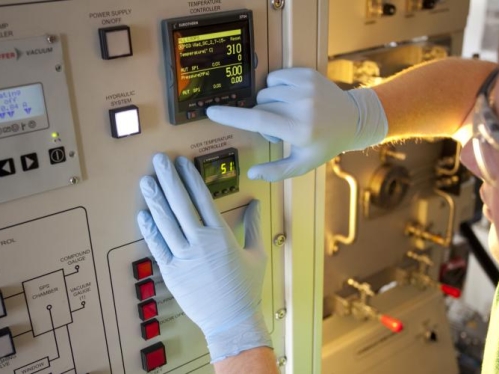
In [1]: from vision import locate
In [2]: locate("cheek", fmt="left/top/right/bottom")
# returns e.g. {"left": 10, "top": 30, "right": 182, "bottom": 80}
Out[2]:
{"left": 489, "top": 224, "right": 499, "bottom": 263}
{"left": 482, "top": 185, "right": 499, "bottom": 222}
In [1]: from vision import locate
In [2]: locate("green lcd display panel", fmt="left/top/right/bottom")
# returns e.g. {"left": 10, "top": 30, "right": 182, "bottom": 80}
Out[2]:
{"left": 162, "top": 10, "right": 256, "bottom": 124}
{"left": 194, "top": 148, "right": 239, "bottom": 199}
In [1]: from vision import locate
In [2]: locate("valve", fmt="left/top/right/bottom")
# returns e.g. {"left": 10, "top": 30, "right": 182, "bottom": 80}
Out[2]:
{"left": 379, "top": 314, "right": 404, "bottom": 333}
{"left": 367, "top": 0, "right": 397, "bottom": 18}
{"left": 422, "top": 0, "right": 437, "bottom": 9}
{"left": 345, "top": 278, "right": 404, "bottom": 333}
{"left": 440, "top": 284, "right": 461, "bottom": 298}
{"left": 406, "top": 251, "right": 461, "bottom": 298}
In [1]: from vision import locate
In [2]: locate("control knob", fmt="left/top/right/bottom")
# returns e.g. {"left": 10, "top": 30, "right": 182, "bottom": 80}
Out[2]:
{"left": 422, "top": 0, "right": 437, "bottom": 9}
{"left": 382, "top": 3, "right": 397, "bottom": 16}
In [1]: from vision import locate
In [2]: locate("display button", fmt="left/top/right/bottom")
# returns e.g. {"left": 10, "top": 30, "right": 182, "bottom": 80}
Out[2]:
{"left": 0, "top": 328, "right": 15, "bottom": 359}
{"left": 20, "top": 153, "right": 39, "bottom": 172}
{"left": 141, "top": 318, "right": 160, "bottom": 340}
{"left": 0, "top": 291, "right": 6, "bottom": 318}
{"left": 99, "top": 26, "right": 133, "bottom": 60}
{"left": 186, "top": 111, "right": 197, "bottom": 120}
{"left": 48, "top": 147, "right": 66, "bottom": 165}
{"left": 136, "top": 279, "right": 156, "bottom": 301}
{"left": 0, "top": 159, "right": 15, "bottom": 177}
{"left": 133, "top": 258, "right": 153, "bottom": 280}
{"left": 138, "top": 299, "right": 158, "bottom": 321}
{"left": 141, "top": 342, "right": 167, "bottom": 372}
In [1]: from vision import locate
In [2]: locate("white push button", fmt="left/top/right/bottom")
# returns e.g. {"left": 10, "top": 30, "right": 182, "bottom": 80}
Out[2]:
{"left": 99, "top": 26, "right": 133, "bottom": 60}
{"left": 0, "top": 328, "right": 15, "bottom": 359}
{"left": 109, "top": 105, "right": 141, "bottom": 138}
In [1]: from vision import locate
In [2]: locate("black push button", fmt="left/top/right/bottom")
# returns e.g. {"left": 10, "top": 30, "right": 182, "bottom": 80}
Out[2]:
{"left": 48, "top": 147, "right": 66, "bottom": 165}
{"left": 21, "top": 153, "right": 39, "bottom": 171}
{"left": 0, "top": 158, "right": 15, "bottom": 177}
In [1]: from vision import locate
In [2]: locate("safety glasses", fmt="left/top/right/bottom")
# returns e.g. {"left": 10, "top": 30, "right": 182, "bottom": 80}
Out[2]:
{"left": 472, "top": 68, "right": 499, "bottom": 187}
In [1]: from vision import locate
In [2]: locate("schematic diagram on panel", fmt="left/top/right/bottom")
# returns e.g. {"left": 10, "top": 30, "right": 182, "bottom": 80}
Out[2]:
{"left": 0, "top": 208, "right": 111, "bottom": 373}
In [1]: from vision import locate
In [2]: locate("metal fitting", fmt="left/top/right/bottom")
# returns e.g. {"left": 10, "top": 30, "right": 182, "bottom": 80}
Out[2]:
{"left": 271, "top": 0, "right": 285, "bottom": 10}
{"left": 275, "top": 308, "right": 287, "bottom": 320}
{"left": 47, "top": 35, "right": 57, "bottom": 44}
{"left": 69, "top": 177, "right": 80, "bottom": 185}
{"left": 277, "top": 356, "right": 287, "bottom": 367}
{"left": 274, "top": 234, "right": 286, "bottom": 247}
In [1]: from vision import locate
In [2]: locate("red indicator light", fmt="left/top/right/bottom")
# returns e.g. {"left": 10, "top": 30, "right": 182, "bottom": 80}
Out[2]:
{"left": 138, "top": 299, "right": 158, "bottom": 321}
{"left": 141, "top": 342, "right": 167, "bottom": 372}
{"left": 135, "top": 279, "right": 156, "bottom": 301}
{"left": 132, "top": 258, "right": 153, "bottom": 280}
{"left": 141, "top": 319, "right": 161, "bottom": 340}
{"left": 379, "top": 314, "right": 404, "bottom": 333}
{"left": 440, "top": 284, "right": 461, "bottom": 298}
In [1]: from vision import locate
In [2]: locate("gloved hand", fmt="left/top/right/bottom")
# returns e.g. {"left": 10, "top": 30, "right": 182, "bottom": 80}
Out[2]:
{"left": 137, "top": 153, "right": 272, "bottom": 362}
{"left": 207, "top": 67, "right": 388, "bottom": 182}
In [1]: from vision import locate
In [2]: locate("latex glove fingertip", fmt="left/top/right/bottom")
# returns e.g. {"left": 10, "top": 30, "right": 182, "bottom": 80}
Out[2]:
{"left": 139, "top": 176, "right": 157, "bottom": 195}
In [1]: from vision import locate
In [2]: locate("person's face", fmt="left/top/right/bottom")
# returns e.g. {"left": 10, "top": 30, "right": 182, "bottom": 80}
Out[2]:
{"left": 460, "top": 83, "right": 499, "bottom": 261}
{"left": 461, "top": 140, "right": 499, "bottom": 261}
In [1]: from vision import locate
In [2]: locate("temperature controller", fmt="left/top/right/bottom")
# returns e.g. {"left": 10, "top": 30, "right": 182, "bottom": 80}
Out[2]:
{"left": 194, "top": 148, "right": 239, "bottom": 198}
{"left": 162, "top": 9, "right": 256, "bottom": 124}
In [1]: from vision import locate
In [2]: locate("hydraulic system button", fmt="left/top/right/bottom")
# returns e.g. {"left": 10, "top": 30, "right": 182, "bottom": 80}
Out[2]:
{"left": 138, "top": 299, "right": 158, "bottom": 321}
{"left": 0, "top": 291, "right": 5, "bottom": 318}
{"left": 0, "top": 328, "right": 15, "bottom": 359}
{"left": 99, "top": 25, "right": 133, "bottom": 60}
{"left": 132, "top": 258, "right": 153, "bottom": 280}
{"left": 141, "top": 318, "right": 160, "bottom": 340}
{"left": 141, "top": 342, "right": 167, "bottom": 372}
{"left": 109, "top": 105, "right": 141, "bottom": 139}
{"left": 135, "top": 279, "right": 156, "bottom": 301}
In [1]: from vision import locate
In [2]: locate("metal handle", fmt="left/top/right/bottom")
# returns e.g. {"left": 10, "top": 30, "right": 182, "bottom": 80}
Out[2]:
{"left": 436, "top": 142, "right": 462, "bottom": 176}
{"left": 327, "top": 157, "right": 358, "bottom": 255}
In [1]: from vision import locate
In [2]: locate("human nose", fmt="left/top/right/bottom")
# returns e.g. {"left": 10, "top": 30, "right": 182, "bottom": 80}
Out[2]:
{"left": 460, "top": 139, "right": 483, "bottom": 179}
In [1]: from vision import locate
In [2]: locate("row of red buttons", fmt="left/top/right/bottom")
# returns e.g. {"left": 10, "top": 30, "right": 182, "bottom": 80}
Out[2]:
{"left": 133, "top": 258, "right": 167, "bottom": 372}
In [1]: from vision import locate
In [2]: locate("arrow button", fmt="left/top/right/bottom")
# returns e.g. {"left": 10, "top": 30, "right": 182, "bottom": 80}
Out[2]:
{"left": 20, "top": 153, "right": 39, "bottom": 172}
{"left": 0, "top": 159, "right": 15, "bottom": 177}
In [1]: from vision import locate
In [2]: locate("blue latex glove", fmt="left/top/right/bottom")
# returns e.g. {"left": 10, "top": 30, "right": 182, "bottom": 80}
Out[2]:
{"left": 137, "top": 154, "right": 272, "bottom": 362}
{"left": 207, "top": 67, "right": 388, "bottom": 182}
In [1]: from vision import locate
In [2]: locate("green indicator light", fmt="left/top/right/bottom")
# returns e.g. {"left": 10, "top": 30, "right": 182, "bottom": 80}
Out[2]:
{"left": 51, "top": 132, "right": 60, "bottom": 139}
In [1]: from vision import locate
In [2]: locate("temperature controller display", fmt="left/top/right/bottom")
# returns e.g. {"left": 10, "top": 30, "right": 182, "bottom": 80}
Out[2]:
{"left": 162, "top": 10, "right": 256, "bottom": 124}
{"left": 194, "top": 148, "right": 239, "bottom": 198}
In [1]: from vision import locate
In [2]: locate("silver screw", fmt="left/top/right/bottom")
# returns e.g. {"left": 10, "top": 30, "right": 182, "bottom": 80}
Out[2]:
{"left": 271, "top": 0, "right": 285, "bottom": 10}
{"left": 274, "top": 234, "right": 286, "bottom": 247}
{"left": 69, "top": 177, "right": 80, "bottom": 185}
{"left": 47, "top": 35, "right": 57, "bottom": 44}
{"left": 55, "top": 64, "right": 62, "bottom": 72}
{"left": 277, "top": 356, "right": 287, "bottom": 367}
{"left": 69, "top": 151, "right": 75, "bottom": 158}
{"left": 275, "top": 308, "right": 287, "bottom": 320}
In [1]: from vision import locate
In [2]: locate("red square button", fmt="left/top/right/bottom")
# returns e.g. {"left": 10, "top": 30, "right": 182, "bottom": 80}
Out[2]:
{"left": 132, "top": 258, "right": 153, "bottom": 280}
{"left": 138, "top": 299, "right": 158, "bottom": 321}
{"left": 141, "top": 318, "right": 160, "bottom": 340}
{"left": 135, "top": 279, "right": 156, "bottom": 301}
{"left": 141, "top": 342, "right": 167, "bottom": 372}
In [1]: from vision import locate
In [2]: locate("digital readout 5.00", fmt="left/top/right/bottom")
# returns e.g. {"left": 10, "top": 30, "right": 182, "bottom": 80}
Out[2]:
{"left": 174, "top": 26, "right": 250, "bottom": 102}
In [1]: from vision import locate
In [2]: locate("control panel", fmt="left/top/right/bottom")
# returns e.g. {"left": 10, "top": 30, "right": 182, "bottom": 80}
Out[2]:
{"left": 0, "top": 1, "right": 285, "bottom": 373}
